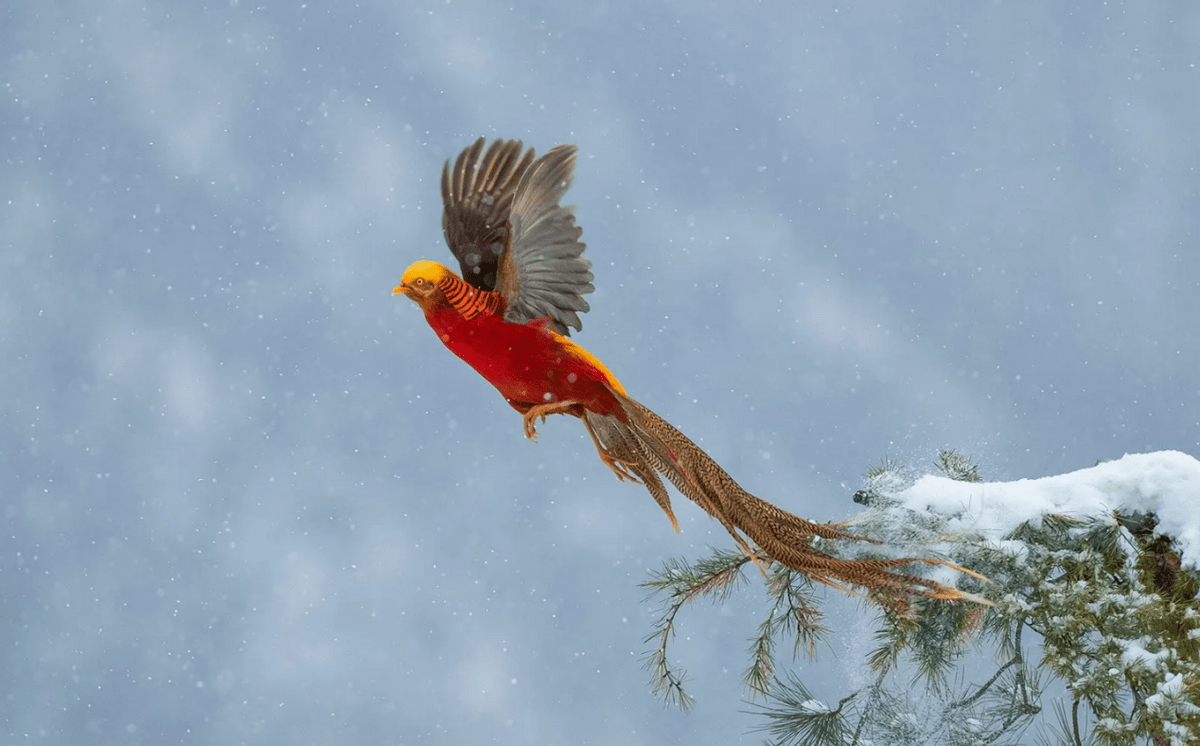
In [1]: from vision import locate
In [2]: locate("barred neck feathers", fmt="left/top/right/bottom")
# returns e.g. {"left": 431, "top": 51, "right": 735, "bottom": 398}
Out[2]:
{"left": 436, "top": 270, "right": 503, "bottom": 321}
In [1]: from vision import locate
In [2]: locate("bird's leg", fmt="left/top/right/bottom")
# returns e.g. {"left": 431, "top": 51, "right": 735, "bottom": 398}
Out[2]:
{"left": 521, "top": 400, "right": 584, "bottom": 441}
{"left": 580, "top": 415, "right": 644, "bottom": 484}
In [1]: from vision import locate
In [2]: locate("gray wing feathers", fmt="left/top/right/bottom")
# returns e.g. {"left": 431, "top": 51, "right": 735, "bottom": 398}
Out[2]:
{"left": 501, "top": 144, "right": 594, "bottom": 334}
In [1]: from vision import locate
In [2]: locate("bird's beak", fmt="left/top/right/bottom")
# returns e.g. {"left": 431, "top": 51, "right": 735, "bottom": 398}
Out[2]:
{"left": 392, "top": 283, "right": 409, "bottom": 296}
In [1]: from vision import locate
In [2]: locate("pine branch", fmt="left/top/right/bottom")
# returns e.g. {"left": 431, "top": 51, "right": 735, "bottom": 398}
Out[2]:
{"left": 949, "top": 653, "right": 1021, "bottom": 711}
{"left": 935, "top": 449, "right": 982, "bottom": 483}
{"left": 638, "top": 451, "right": 1200, "bottom": 746}
{"left": 641, "top": 548, "right": 752, "bottom": 709}
{"left": 847, "top": 675, "right": 890, "bottom": 746}
{"left": 744, "top": 564, "right": 826, "bottom": 699}
{"left": 750, "top": 674, "right": 854, "bottom": 746}
{"left": 1036, "top": 699, "right": 1096, "bottom": 746}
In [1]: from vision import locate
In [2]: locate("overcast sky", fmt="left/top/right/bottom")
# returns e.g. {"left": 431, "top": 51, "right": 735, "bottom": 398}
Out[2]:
{"left": 4, "top": 1, "right": 1198, "bottom": 743}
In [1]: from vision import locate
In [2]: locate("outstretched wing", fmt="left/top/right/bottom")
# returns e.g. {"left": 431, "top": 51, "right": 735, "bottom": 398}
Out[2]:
{"left": 496, "top": 144, "right": 594, "bottom": 335}
{"left": 441, "top": 137, "right": 534, "bottom": 291}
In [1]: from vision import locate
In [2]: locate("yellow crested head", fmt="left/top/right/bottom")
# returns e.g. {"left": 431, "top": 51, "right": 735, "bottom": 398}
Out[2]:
{"left": 394, "top": 260, "right": 454, "bottom": 295}
{"left": 394, "top": 260, "right": 470, "bottom": 314}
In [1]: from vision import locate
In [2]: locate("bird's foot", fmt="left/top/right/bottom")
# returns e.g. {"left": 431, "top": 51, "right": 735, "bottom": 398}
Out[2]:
{"left": 598, "top": 450, "right": 643, "bottom": 484}
{"left": 521, "top": 400, "right": 582, "bottom": 442}
{"left": 578, "top": 415, "right": 646, "bottom": 484}
{"left": 523, "top": 413, "right": 546, "bottom": 442}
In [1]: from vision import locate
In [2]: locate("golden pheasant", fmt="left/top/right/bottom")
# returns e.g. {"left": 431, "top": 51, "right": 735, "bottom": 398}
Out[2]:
{"left": 395, "top": 137, "right": 987, "bottom": 604}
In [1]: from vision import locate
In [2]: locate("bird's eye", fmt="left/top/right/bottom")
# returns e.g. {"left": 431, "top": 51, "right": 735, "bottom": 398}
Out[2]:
{"left": 414, "top": 278, "right": 425, "bottom": 287}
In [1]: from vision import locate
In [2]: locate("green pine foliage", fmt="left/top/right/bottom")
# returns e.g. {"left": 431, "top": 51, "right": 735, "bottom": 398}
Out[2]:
{"left": 995, "top": 507, "right": 1200, "bottom": 746}
{"left": 934, "top": 449, "right": 982, "bottom": 483}
{"left": 642, "top": 451, "right": 1200, "bottom": 746}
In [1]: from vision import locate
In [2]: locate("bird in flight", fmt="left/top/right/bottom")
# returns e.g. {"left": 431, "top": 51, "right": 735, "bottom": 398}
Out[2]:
{"left": 394, "top": 138, "right": 987, "bottom": 605}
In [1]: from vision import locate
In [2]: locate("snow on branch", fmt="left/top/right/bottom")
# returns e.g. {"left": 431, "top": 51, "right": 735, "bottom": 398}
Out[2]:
{"left": 889, "top": 451, "right": 1200, "bottom": 570}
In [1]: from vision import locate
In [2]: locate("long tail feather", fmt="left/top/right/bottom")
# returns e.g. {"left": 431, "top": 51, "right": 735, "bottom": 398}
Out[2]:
{"left": 583, "top": 391, "right": 990, "bottom": 606}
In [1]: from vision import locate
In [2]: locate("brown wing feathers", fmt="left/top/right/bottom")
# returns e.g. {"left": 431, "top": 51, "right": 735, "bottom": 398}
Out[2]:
{"left": 440, "top": 138, "right": 593, "bottom": 335}
{"left": 441, "top": 138, "right": 534, "bottom": 291}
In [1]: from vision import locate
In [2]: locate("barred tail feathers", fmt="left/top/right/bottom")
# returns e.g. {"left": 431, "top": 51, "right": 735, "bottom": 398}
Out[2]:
{"left": 579, "top": 408, "right": 680, "bottom": 532}
{"left": 583, "top": 390, "right": 989, "bottom": 605}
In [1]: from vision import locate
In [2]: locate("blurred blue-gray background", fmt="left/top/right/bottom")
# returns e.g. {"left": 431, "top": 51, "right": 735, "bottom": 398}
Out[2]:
{"left": 4, "top": 2, "right": 1197, "bottom": 743}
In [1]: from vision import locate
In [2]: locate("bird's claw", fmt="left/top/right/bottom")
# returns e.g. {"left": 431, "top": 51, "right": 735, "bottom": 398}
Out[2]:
{"left": 599, "top": 452, "right": 642, "bottom": 484}
{"left": 523, "top": 413, "right": 546, "bottom": 442}
{"left": 521, "top": 400, "right": 581, "bottom": 443}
